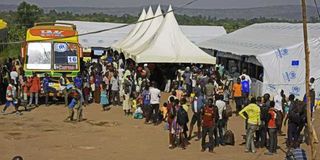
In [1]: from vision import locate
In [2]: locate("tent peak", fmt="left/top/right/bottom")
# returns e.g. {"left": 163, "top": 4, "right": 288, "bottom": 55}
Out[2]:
{"left": 147, "top": 6, "right": 153, "bottom": 13}
{"left": 155, "top": 4, "right": 162, "bottom": 15}
{"left": 167, "top": 4, "right": 173, "bottom": 12}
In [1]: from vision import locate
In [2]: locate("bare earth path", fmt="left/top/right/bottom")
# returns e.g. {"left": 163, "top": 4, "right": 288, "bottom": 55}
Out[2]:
{"left": 0, "top": 96, "right": 319, "bottom": 160}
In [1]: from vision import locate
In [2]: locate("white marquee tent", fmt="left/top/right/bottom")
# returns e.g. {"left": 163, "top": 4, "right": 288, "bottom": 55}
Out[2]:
{"left": 200, "top": 23, "right": 320, "bottom": 99}
{"left": 133, "top": 5, "right": 216, "bottom": 64}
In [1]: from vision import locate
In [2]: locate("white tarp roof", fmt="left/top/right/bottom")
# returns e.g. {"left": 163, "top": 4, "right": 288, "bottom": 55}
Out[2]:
{"left": 57, "top": 20, "right": 226, "bottom": 48}
{"left": 199, "top": 22, "right": 320, "bottom": 99}
{"left": 57, "top": 20, "right": 131, "bottom": 48}
{"left": 134, "top": 5, "right": 216, "bottom": 64}
{"left": 200, "top": 23, "right": 320, "bottom": 56}
{"left": 181, "top": 25, "right": 226, "bottom": 44}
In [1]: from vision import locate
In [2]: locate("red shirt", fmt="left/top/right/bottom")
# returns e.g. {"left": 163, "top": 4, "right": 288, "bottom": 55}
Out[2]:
{"left": 202, "top": 106, "right": 216, "bottom": 127}
{"left": 268, "top": 108, "right": 277, "bottom": 128}
{"left": 30, "top": 76, "right": 40, "bottom": 93}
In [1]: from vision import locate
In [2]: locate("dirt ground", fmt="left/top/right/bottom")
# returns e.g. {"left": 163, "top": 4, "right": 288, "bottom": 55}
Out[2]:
{"left": 0, "top": 94, "right": 319, "bottom": 160}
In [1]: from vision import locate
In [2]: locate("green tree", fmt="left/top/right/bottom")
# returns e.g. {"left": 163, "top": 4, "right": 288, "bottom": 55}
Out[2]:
{"left": 16, "top": 1, "right": 43, "bottom": 28}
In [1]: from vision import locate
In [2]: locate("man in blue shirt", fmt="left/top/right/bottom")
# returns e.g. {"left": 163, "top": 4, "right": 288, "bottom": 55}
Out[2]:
{"left": 74, "top": 73, "right": 83, "bottom": 89}
{"left": 142, "top": 85, "right": 151, "bottom": 124}
{"left": 241, "top": 76, "right": 250, "bottom": 106}
{"left": 43, "top": 73, "right": 58, "bottom": 106}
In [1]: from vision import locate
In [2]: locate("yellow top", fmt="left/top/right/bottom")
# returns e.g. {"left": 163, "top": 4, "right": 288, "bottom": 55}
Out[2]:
{"left": 182, "top": 104, "right": 189, "bottom": 112}
{"left": 239, "top": 103, "right": 261, "bottom": 125}
{"left": 132, "top": 100, "right": 137, "bottom": 109}
{"left": 0, "top": 19, "right": 7, "bottom": 30}
{"left": 26, "top": 25, "right": 78, "bottom": 43}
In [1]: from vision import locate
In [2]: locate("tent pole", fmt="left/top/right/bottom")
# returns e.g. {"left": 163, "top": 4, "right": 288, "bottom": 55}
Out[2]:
{"left": 301, "top": 0, "right": 316, "bottom": 159}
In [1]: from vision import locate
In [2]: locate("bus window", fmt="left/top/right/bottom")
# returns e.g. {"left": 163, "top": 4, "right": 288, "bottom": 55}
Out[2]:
{"left": 26, "top": 42, "right": 51, "bottom": 70}
{"left": 53, "top": 42, "right": 78, "bottom": 70}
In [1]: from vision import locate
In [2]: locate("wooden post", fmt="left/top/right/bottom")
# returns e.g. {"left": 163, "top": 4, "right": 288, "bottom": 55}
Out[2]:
{"left": 301, "top": 0, "right": 316, "bottom": 159}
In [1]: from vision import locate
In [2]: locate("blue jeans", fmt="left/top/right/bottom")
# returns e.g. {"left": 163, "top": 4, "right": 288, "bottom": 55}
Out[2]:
{"left": 2, "top": 101, "right": 18, "bottom": 112}
{"left": 268, "top": 128, "right": 277, "bottom": 153}
{"left": 246, "top": 123, "right": 258, "bottom": 152}
{"left": 217, "top": 119, "right": 225, "bottom": 144}
{"left": 288, "top": 122, "right": 300, "bottom": 146}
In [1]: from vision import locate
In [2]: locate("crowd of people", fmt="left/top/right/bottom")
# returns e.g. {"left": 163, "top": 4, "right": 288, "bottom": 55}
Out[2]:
{"left": 0, "top": 50, "right": 318, "bottom": 159}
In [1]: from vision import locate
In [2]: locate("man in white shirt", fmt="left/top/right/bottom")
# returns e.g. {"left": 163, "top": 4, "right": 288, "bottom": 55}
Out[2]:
{"left": 274, "top": 89, "right": 283, "bottom": 112}
{"left": 110, "top": 73, "right": 120, "bottom": 106}
{"left": 215, "top": 95, "right": 226, "bottom": 145}
{"left": 10, "top": 68, "right": 18, "bottom": 85}
{"left": 149, "top": 82, "right": 161, "bottom": 125}
{"left": 274, "top": 89, "right": 284, "bottom": 135}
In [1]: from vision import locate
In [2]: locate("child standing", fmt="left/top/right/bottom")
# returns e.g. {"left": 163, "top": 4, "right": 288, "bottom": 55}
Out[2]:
{"left": 20, "top": 76, "right": 29, "bottom": 111}
{"left": 177, "top": 98, "right": 189, "bottom": 149}
{"left": 123, "top": 75, "right": 132, "bottom": 116}
{"left": 160, "top": 102, "right": 168, "bottom": 122}
{"left": 100, "top": 83, "right": 110, "bottom": 111}
{"left": 2, "top": 80, "right": 21, "bottom": 115}
{"left": 167, "top": 97, "right": 176, "bottom": 149}
{"left": 131, "top": 93, "right": 138, "bottom": 113}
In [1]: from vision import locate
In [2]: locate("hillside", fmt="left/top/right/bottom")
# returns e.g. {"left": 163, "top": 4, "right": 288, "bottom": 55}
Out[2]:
{"left": 0, "top": 4, "right": 317, "bottom": 20}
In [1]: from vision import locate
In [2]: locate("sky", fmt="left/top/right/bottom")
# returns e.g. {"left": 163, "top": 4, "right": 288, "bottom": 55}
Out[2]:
{"left": 0, "top": 0, "right": 316, "bottom": 9}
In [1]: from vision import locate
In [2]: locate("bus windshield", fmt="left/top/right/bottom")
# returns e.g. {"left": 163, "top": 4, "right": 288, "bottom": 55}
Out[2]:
{"left": 26, "top": 42, "right": 52, "bottom": 70}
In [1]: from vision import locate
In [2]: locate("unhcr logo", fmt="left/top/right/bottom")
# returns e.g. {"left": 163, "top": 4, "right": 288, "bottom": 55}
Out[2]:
{"left": 275, "top": 48, "right": 289, "bottom": 58}
{"left": 282, "top": 71, "right": 297, "bottom": 82}
{"left": 290, "top": 86, "right": 301, "bottom": 96}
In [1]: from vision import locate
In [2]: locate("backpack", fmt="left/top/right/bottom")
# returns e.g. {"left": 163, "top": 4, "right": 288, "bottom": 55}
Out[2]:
{"left": 177, "top": 108, "right": 189, "bottom": 126}
{"left": 224, "top": 130, "right": 235, "bottom": 145}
